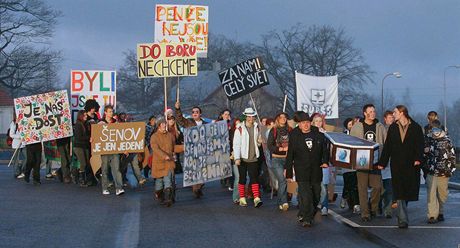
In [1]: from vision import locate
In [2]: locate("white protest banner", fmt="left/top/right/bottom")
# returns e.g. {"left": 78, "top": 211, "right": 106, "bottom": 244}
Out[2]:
{"left": 155, "top": 4, "right": 209, "bottom": 58}
{"left": 183, "top": 121, "right": 232, "bottom": 187}
{"left": 70, "top": 70, "right": 116, "bottom": 122}
{"left": 296, "top": 72, "right": 339, "bottom": 119}
{"left": 91, "top": 122, "right": 145, "bottom": 155}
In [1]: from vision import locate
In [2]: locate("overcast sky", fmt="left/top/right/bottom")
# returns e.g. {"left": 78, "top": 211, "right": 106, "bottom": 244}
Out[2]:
{"left": 46, "top": 0, "right": 460, "bottom": 115}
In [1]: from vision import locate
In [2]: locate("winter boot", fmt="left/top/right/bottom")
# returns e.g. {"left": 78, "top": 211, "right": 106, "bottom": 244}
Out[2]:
{"left": 155, "top": 190, "right": 164, "bottom": 204}
{"left": 79, "top": 172, "right": 88, "bottom": 187}
{"left": 164, "top": 188, "right": 173, "bottom": 207}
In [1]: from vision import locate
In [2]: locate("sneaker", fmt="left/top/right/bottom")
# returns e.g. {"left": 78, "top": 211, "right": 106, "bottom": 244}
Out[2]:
{"left": 45, "top": 174, "right": 53, "bottom": 180}
{"left": 102, "top": 190, "right": 110, "bottom": 195}
{"left": 438, "top": 214, "right": 445, "bottom": 222}
{"left": 279, "top": 203, "right": 289, "bottom": 211}
{"left": 16, "top": 173, "right": 25, "bottom": 179}
{"left": 340, "top": 198, "right": 347, "bottom": 209}
{"left": 233, "top": 199, "right": 239, "bottom": 205}
{"left": 239, "top": 197, "right": 247, "bottom": 207}
{"left": 116, "top": 189, "right": 125, "bottom": 196}
{"left": 301, "top": 220, "right": 312, "bottom": 227}
{"left": 228, "top": 187, "right": 233, "bottom": 192}
{"left": 353, "top": 205, "right": 361, "bottom": 214}
{"left": 254, "top": 197, "right": 263, "bottom": 208}
{"left": 138, "top": 178, "right": 147, "bottom": 186}
{"left": 321, "top": 207, "right": 328, "bottom": 216}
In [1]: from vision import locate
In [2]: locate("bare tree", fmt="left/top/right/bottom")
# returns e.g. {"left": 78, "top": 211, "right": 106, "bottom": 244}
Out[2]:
{"left": 199, "top": 34, "right": 259, "bottom": 71}
{"left": 259, "top": 24, "right": 373, "bottom": 115}
{"left": 117, "top": 50, "right": 164, "bottom": 116}
{"left": 0, "top": 0, "right": 61, "bottom": 96}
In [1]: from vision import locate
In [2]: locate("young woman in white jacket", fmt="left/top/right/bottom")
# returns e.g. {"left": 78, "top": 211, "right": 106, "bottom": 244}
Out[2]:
{"left": 9, "top": 114, "right": 27, "bottom": 179}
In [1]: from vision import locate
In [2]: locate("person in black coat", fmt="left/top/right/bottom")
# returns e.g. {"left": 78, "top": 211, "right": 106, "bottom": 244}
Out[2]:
{"left": 285, "top": 112, "right": 329, "bottom": 227}
{"left": 378, "top": 105, "right": 424, "bottom": 229}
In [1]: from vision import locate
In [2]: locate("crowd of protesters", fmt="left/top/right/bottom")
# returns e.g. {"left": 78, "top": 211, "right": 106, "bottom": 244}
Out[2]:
{"left": 8, "top": 99, "right": 456, "bottom": 228}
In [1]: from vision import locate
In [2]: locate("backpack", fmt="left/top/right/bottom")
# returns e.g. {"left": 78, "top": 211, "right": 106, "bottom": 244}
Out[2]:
{"left": 6, "top": 128, "right": 13, "bottom": 147}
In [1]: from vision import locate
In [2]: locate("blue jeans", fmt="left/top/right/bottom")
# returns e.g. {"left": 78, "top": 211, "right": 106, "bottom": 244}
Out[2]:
{"left": 232, "top": 163, "right": 240, "bottom": 202}
{"left": 155, "top": 170, "right": 173, "bottom": 191}
{"left": 397, "top": 200, "right": 408, "bottom": 224}
{"left": 12, "top": 147, "right": 27, "bottom": 176}
{"left": 270, "top": 157, "right": 287, "bottom": 205}
{"left": 321, "top": 184, "right": 329, "bottom": 209}
{"left": 101, "top": 154, "right": 123, "bottom": 191}
{"left": 382, "top": 179, "right": 393, "bottom": 215}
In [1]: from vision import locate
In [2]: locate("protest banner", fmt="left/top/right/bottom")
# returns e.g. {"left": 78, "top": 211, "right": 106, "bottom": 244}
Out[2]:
{"left": 296, "top": 72, "right": 339, "bottom": 119}
{"left": 70, "top": 70, "right": 116, "bottom": 122}
{"left": 183, "top": 121, "right": 232, "bottom": 187}
{"left": 155, "top": 4, "right": 208, "bottom": 58}
{"left": 218, "top": 57, "right": 270, "bottom": 100}
{"left": 14, "top": 90, "right": 73, "bottom": 145}
{"left": 91, "top": 122, "right": 145, "bottom": 155}
{"left": 137, "top": 42, "right": 198, "bottom": 78}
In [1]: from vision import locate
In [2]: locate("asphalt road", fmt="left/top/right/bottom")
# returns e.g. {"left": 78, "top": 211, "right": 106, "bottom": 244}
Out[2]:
{"left": 1, "top": 164, "right": 459, "bottom": 248}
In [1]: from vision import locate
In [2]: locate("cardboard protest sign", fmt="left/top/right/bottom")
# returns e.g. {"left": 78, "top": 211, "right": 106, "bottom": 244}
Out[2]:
{"left": 219, "top": 57, "right": 270, "bottom": 100}
{"left": 183, "top": 121, "right": 232, "bottom": 187}
{"left": 70, "top": 70, "right": 116, "bottom": 122}
{"left": 14, "top": 90, "right": 73, "bottom": 145}
{"left": 91, "top": 122, "right": 145, "bottom": 155}
{"left": 296, "top": 72, "right": 339, "bottom": 119}
{"left": 137, "top": 42, "right": 198, "bottom": 78}
{"left": 155, "top": 4, "right": 208, "bottom": 58}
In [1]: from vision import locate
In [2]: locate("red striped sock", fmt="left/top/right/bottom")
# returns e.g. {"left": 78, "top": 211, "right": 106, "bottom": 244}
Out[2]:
{"left": 251, "top": 184, "right": 260, "bottom": 198}
{"left": 238, "top": 184, "right": 245, "bottom": 198}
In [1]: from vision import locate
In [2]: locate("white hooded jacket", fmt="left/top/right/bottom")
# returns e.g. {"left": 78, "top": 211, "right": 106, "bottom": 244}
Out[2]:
{"left": 233, "top": 121, "right": 260, "bottom": 161}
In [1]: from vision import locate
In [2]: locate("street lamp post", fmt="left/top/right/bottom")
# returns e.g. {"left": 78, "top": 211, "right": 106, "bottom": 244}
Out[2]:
{"left": 443, "top": 65, "right": 460, "bottom": 130}
{"left": 381, "top": 72, "right": 402, "bottom": 116}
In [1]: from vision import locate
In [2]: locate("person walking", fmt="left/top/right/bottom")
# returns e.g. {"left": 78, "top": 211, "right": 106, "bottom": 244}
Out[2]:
{"left": 99, "top": 105, "right": 124, "bottom": 196}
{"left": 233, "top": 107, "right": 263, "bottom": 208}
{"left": 350, "top": 104, "right": 385, "bottom": 222}
{"left": 424, "top": 120, "right": 456, "bottom": 224}
{"left": 9, "top": 113, "right": 27, "bottom": 179}
{"left": 267, "top": 112, "right": 291, "bottom": 211}
{"left": 151, "top": 118, "right": 176, "bottom": 207}
{"left": 285, "top": 112, "right": 329, "bottom": 227}
{"left": 175, "top": 101, "right": 208, "bottom": 198}
{"left": 378, "top": 105, "right": 424, "bottom": 228}
{"left": 380, "top": 110, "right": 395, "bottom": 218}
{"left": 340, "top": 118, "right": 360, "bottom": 213}
{"left": 73, "top": 110, "right": 91, "bottom": 187}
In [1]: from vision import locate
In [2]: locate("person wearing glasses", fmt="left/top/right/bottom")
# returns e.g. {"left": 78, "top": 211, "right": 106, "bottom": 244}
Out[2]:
{"left": 174, "top": 101, "right": 209, "bottom": 198}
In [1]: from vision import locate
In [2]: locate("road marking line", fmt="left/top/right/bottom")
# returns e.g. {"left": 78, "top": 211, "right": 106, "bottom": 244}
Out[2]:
{"left": 329, "top": 209, "right": 460, "bottom": 229}
{"left": 116, "top": 197, "right": 140, "bottom": 248}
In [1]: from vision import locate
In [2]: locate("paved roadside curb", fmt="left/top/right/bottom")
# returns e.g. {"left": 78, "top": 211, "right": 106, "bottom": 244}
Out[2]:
{"left": 448, "top": 182, "right": 460, "bottom": 190}
{"left": 328, "top": 210, "right": 398, "bottom": 248}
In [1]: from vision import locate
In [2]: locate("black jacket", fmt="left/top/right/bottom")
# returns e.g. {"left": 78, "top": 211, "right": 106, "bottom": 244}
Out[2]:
{"left": 285, "top": 127, "right": 329, "bottom": 183}
{"left": 379, "top": 119, "right": 424, "bottom": 201}
{"left": 73, "top": 121, "right": 90, "bottom": 148}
